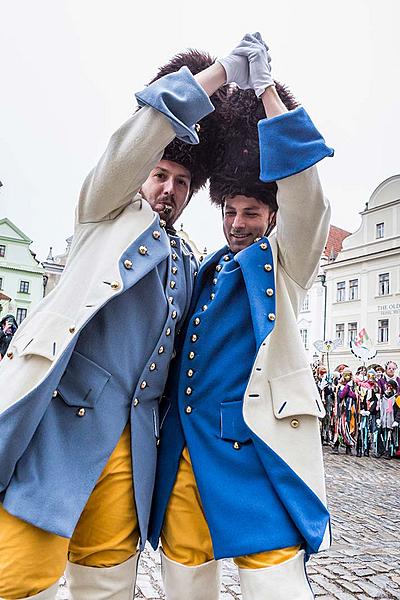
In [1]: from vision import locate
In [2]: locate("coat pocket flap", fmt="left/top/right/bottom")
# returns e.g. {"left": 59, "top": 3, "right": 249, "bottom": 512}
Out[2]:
{"left": 220, "top": 400, "right": 251, "bottom": 443}
{"left": 57, "top": 351, "right": 111, "bottom": 408}
{"left": 269, "top": 367, "right": 325, "bottom": 419}
{"left": 13, "top": 311, "right": 75, "bottom": 362}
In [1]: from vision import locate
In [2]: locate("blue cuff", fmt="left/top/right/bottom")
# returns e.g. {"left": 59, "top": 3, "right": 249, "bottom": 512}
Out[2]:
{"left": 135, "top": 66, "right": 214, "bottom": 145}
{"left": 258, "top": 107, "right": 334, "bottom": 182}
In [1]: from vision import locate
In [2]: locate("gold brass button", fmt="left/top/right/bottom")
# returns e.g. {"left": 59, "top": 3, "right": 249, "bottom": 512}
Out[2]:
{"left": 52, "top": 390, "right": 58, "bottom": 398}
{"left": 291, "top": 418, "right": 300, "bottom": 429}
{"left": 223, "top": 255, "right": 231, "bottom": 262}
{"left": 172, "top": 310, "right": 177, "bottom": 319}
{"left": 193, "top": 271, "right": 198, "bottom": 277}
{"left": 202, "top": 305, "right": 208, "bottom": 312}
{"left": 156, "top": 438, "right": 161, "bottom": 446}
{"left": 138, "top": 246, "right": 148, "bottom": 255}
{"left": 170, "top": 281, "right": 176, "bottom": 289}
{"left": 233, "top": 441, "right": 241, "bottom": 450}
{"left": 264, "top": 264, "right": 272, "bottom": 272}
{"left": 171, "top": 266, "right": 178, "bottom": 275}
{"left": 191, "top": 334, "right": 198, "bottom": 342}
{"left": 188, "top": 351, "right": 195, "bottom": 360}
{"left": 210, "top": 293, "right": 215, "bottom": 300}
{"left": 254, "top": 237, "right": 262, "bottom": 242}
{"left": 160, "top": 219, "right": 167, "bottom": 228}
{"left": 195, "top": 123, "right": 201, "bottom": 133}
{"left": 194, "top": 317, "right": 200, "bottom": 326}
{"left": 69, "top": 326, "right": 76, "bottom": 334}
{"left": 187, "top": 369, "right": 194, "bottom": 377}
{"left": 185, "top": 405, "right": 192, "bottom": 414}
{"left": 77, "top": 408, "right": 86, "bottom": 417}
{"left": 260, "top": 242, "right": 268, "bottom": 250}
{"left": 199, "top": 255, "right": 204, "bottom": 262}
{"left": 216, "top": 265, "right": 222, "bottom": 272}
{"left": 170, "top": 240, "right": 177, "bottom": 247}
{"left": 133, "top": 398, "right": 139, "bottom": 406}
{"left": 153, "top": 231, "right": 161, "bottom": 240}
{"left": 140, "top": 381, "right": 147, "bottom": 389}
{"left": 110, "top": 281, "right": 120, "bottom": 290}
{"left": 124, "top": 259, "right": 133, "bottom": 270}
{"left": 166, "top": 328, "right": 171, "bottom": 336}
{"left": 149, "top": 363, "right": 156, "bottom": 371}
{"left": 268, "top": 313, "right": 276, "bottom": 321}
{"left": 213, "top": 278, "right": 218, "bottom": 285}
{"left": 266, "top": 288, "right": 274, "bottom": 297}
{"left": 172, "top": 253, "right": 178, "bottom": 260}
{"left": 158, "top": 346, "right": 165, "bottom": 354}
{"left": 6, "top": 351, "right": 14, "bottom": 359}
{"left": 185, "top": 387, "right": 192, "bottom": 395}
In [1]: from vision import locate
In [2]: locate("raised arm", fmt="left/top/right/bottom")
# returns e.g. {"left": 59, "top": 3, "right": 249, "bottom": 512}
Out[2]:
{"left": 77, "top": 66, "right": 222, "bottom": 224}
{"left": 241, "top": 33, "right": 333, "bottom": 289}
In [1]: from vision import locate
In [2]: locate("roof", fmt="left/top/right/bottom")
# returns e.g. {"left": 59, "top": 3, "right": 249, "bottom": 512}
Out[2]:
{"left": 324, "top": 225, "right": 351, "bottom": 260}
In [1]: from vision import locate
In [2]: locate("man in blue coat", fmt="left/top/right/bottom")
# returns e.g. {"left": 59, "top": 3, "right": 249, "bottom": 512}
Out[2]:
{"left": 0, "top": 49, "right": 250, "bottom": 599}
{"left": 149, "top": 34, "right": 333, "bottom": 599}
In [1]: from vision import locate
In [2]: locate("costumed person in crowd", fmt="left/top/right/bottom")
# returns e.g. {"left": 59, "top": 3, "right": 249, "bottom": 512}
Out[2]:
{"left": 0, "top": 314, "right": 18, "bottom": 360}
{"left": 378, "top": 379, "right": 398, "bottom": 459}
{"left": 332, "top": 368, "right": 358, "bottom": 455}
{"left": 378, "top": 361, "right": 400, "bottom": 395}
{"left": 354, "top": 365, "right": 367, "bottom": 385}
{"left": 0, "top": 46, "right": 242, "bottom": 600}
{"left": 149, "top": 33, "right": 333, "bottom": 600}
{"left": 355, "top": 368, "right": 376, "bottom": 457}
{"left": 394, "top": 390, "right": 400, "bottom": 457}
{"left": 317, "top": 366, "right": 335, "bottom": 446}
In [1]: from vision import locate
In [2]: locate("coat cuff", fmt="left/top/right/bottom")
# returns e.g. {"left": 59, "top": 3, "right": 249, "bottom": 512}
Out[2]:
{"left": 258, "top": 107, "right": 334, "bottom": 182}
{"left": 135, "top": 67, "right": 214, "bottom": 145}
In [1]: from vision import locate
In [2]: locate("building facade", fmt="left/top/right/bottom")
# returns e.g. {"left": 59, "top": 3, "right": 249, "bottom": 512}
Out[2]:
{"left": 324, "top": 175, "right": 400, "bottom": 369}
{"left": 297, "top": 226, "right": 351, "bottom": 364}
{"left": 0, "top": 218, "right": 45, "bottom": 323}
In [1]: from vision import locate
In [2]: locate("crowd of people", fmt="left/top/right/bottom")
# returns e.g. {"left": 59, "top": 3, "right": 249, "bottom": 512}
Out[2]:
{"left": 314, "top": 360, "right": 400, "bottom": 459}
{"left": 0, "top": 314, "right": 18, "bottom": 360}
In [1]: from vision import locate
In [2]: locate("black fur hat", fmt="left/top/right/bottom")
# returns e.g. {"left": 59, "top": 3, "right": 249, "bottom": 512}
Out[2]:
{"left": 148, "top": 50, "right": 228, "bottom": 195}
{"left": 209, "top": 82, "right": 298, "bottom": 208}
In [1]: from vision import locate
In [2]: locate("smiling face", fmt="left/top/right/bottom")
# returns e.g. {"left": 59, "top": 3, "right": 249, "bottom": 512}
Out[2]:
{"left": 385, "top": 362, "right": 397, "bottom": 378}
{"left": 140, "top": 160, "right": 191, "bottom": 226}
{"left": 222, "top": 195, "right": 275, "bottom": 254}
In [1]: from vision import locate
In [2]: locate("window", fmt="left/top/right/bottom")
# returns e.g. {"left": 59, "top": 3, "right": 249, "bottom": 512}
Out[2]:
{"left": 302, "top": 294, "right": 310, "bottom": 311}
{"left": 349, "top": 279, "right": 359, "bottom": 301}
{"left": 378, "top": 273, "right": 390, "bottom": 296}
{"left": 378, "top": 319, "right": 389, "bottom": 343}
{"left": 19, "top": 280, "right": 30, "bottom": 294}
{"left": 376, "top": 223, "right": 384, "bottom": 239}
{"left": 0, "top": 245, "right": 5, "bottom": 257}
{"left": 16, "top": 308, "right": 27, "bottom": 324}
{"left": 348, "top": 322, "right": 358, "bottom": 343}
{"left": 300, "top": 328, "right": 309, "bottom": 349}
{"left": 336, "top": 281, "right": 346, "bottom": 302}
{"left": 336, "top": 323, "right": 345, "bottom": 345}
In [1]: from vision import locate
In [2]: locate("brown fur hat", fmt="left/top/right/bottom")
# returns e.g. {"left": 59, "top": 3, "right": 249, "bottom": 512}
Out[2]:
{"left": 148, "top": 50, "right": 228, "bottom": 195}
{"left": 209, "top": 82, "right": 298, "bottom": 209}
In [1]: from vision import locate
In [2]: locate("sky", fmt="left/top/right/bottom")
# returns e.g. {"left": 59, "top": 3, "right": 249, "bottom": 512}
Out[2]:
{"left": 1, "top": 0, "right": 399, "bottom": 260}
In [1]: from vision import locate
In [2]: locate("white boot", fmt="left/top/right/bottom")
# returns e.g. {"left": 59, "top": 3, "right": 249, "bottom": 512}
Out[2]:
{"left": 65, "top": 553, "right": 139, "bottom": 599}
{"left": 0, "top": 581, "right": 59, "bottom": 600}
{"left": 161, "top": 548, "right": 221, "bottom": 600}
{"left": 238, "top": 550, "right": 314, "bottom": 600}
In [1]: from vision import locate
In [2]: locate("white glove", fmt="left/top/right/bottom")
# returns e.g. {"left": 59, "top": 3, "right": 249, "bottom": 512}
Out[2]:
{"left": 376, "top": 419, "right": 381, "bottom": 428}
{"left": 234, "top": 32, "right": 274, "bottom": 97}
{"left": 393, "top": 421, "right": 398, "bottom": 427}
{"left": 217, "top": 36, "right": 251, "bottom": 88}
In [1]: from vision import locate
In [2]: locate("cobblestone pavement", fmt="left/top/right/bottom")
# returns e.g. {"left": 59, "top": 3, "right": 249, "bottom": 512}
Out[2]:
{"left": 57, "top": 448, "right": 400, "bottom": 599}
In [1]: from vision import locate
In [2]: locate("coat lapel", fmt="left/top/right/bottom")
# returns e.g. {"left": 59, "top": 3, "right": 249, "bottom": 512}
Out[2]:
{"left": 235, "top": 237, "right": 276, "bottom": 349}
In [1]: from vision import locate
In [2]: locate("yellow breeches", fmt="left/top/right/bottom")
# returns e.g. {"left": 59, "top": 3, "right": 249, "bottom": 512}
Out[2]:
{"left": 162, "top": 447, "right": 300, "bottom": 569}
{"left": 0, "top": 425, "right": 138, "bottom": 599}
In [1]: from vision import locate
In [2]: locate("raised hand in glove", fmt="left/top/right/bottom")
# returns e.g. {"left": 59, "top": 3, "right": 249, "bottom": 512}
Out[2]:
{"left": 235, "top": 32, "right": 274, "bottom": 97}
{"left": 217, "top": 36, "right": 251, "bottom": 88}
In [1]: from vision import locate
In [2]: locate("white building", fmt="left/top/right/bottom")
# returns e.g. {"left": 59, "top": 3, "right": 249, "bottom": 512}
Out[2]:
{"left": 297, "top": 225, "right": 351, "bottom": 364}
{"left": 0, "top": 218, "right": 45, "bottom": 323}
{"left": 324, "top": 175, "right": 400, "bottom": 369}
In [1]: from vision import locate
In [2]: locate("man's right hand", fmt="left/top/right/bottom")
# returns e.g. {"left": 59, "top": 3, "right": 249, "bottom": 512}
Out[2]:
{"left": 217, "top": 35, "right": 251, "bottom": 88}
